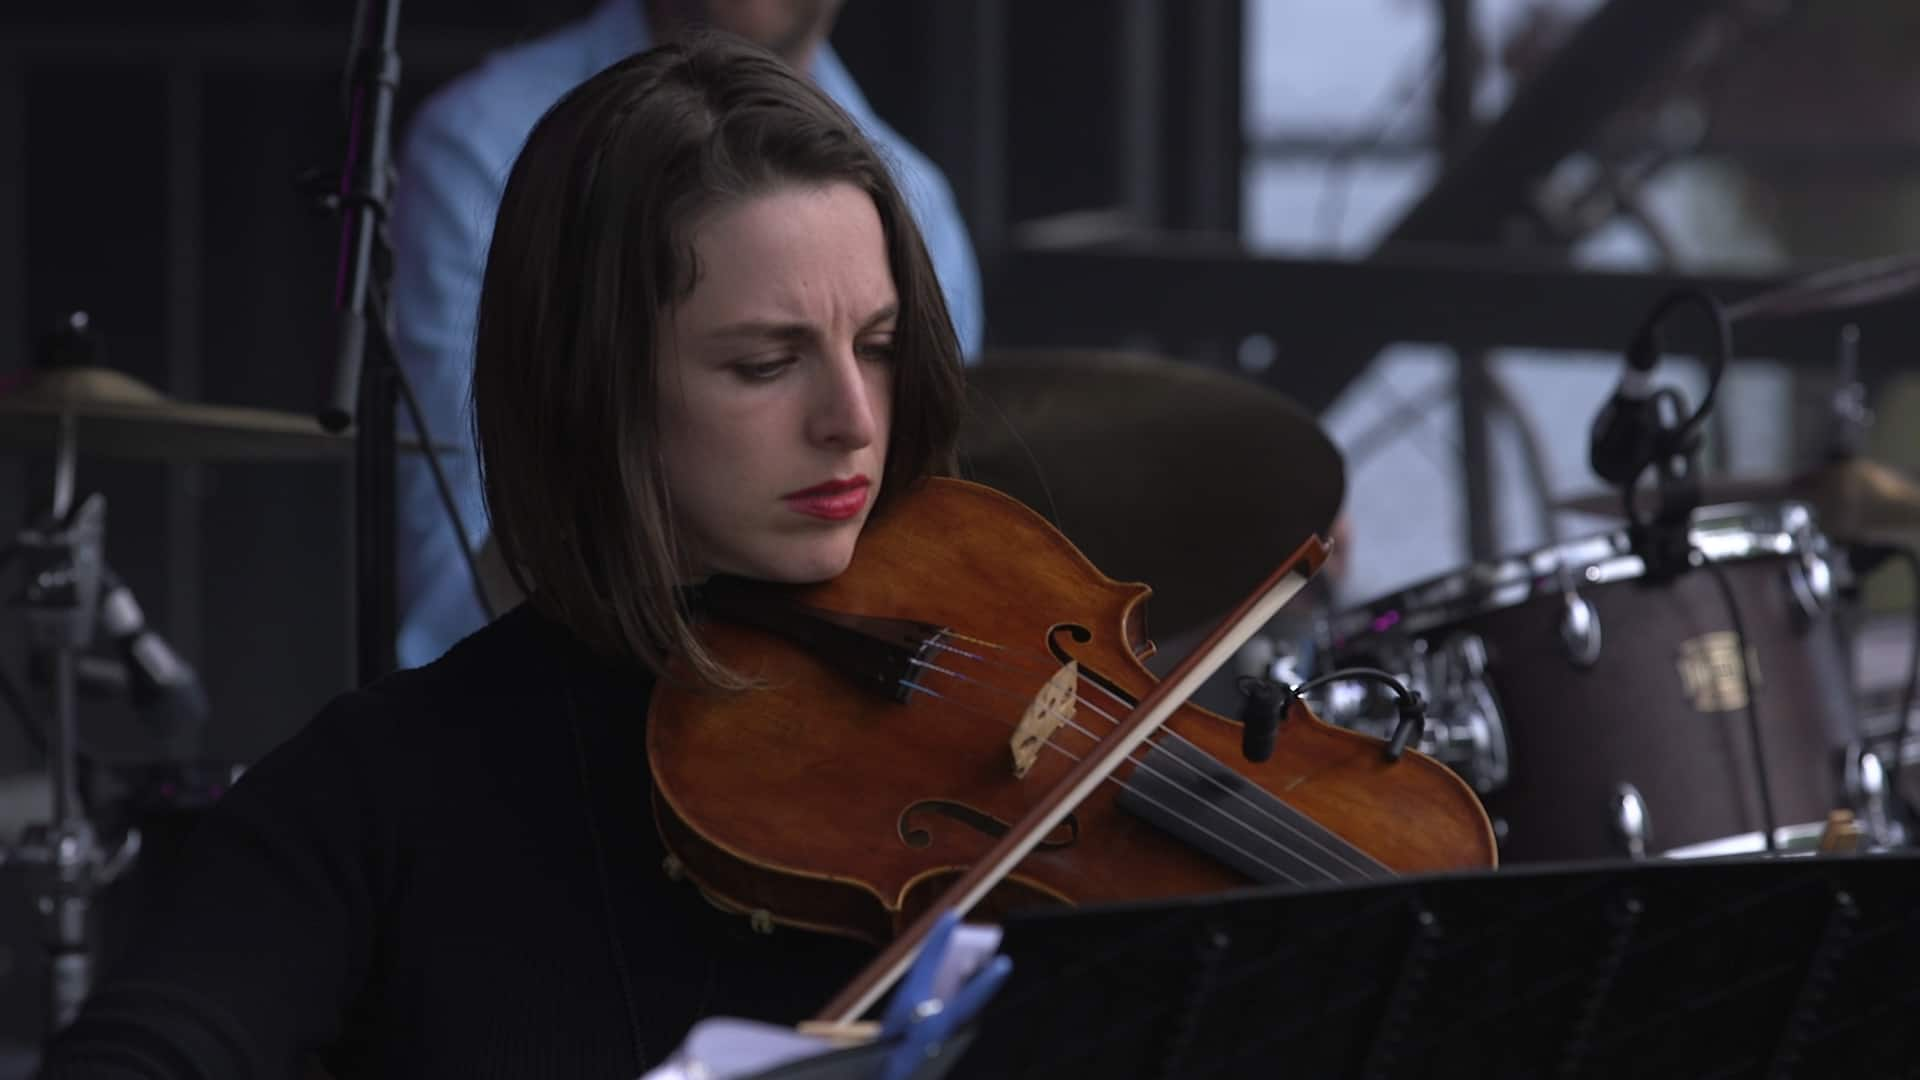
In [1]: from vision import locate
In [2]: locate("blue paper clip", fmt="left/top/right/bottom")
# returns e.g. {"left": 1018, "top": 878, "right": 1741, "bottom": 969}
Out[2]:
{"left": 874, "top": 910, "right": 1012, "bottom": 1080}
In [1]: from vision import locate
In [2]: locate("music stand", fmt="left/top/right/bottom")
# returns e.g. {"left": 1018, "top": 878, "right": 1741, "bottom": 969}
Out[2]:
{"left": 949, "top": 854, "right": 1920, "bottom": 1078}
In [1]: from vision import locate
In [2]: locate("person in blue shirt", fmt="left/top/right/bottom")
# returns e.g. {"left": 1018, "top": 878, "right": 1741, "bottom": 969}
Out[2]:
{"left": 391, "top": 0, "right": 983, "bottom": 668}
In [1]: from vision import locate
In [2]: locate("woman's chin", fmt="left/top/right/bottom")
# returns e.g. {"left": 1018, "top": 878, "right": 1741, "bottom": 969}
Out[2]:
{"left": 751, "top": 544, "right": 859, "bottom": 585}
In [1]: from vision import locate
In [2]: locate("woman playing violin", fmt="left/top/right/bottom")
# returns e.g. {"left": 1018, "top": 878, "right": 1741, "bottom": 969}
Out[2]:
{"left": 41, "top": 34, "right": 959, "bottom": 1078}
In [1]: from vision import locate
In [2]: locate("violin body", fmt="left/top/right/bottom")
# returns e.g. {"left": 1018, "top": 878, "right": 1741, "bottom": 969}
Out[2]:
{"left": 649, "top": 478, "right": 1496, "bottom": 944}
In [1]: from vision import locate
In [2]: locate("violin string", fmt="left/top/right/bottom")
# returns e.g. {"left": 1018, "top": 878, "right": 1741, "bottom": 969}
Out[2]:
{"left": 907, "top": 655, "right": 1358, "bottom": 884}
{"left": 909, "top": 656, "right": 1121, "bottom": 756}
{"left": 1059, "top": 669, "right": 1386, "bottom": 879}
{"left": 919, "top": 637, "right": 1383, "bottom": 879}
{"left": 929, "top": 633, "right": 1343, "bottom": 820}
{"left": 897, "top": 677, "right": 1318, "bottom": 887}
{"left": 913, "top": 657, "right": 1363, "bottom": 884}
{"left": 915, "top": 640, "right": 1375, "bottom": 881}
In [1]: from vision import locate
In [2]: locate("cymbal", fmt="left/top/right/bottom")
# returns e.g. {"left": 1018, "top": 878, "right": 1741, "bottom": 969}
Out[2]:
{"left": 1557, "top": 457, "right": 1920, "bottom": 539}
{"left": 958, "top": 349, "right": 1344, "bottom": 638}
{"left": 0, "top": 366, "right": 458, "bottom": 462}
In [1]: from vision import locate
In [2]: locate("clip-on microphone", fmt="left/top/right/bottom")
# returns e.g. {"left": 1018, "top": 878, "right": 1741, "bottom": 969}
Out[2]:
{"left": 1237, "top": 670, "right": 1427, "bottom": 764}
{"left": 1588, "top": 289, "right": 1730, "bottom": 584}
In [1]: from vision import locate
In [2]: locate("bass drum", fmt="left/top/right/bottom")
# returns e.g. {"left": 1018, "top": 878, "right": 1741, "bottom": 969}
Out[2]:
{"left": 1318, "top": 502, "right": 1870, "bottom": 863}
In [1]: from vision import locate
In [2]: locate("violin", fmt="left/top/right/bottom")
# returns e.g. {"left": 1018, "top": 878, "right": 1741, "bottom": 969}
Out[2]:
{"left": 647, "top": 477, "right": 1496, "bottom": 1001}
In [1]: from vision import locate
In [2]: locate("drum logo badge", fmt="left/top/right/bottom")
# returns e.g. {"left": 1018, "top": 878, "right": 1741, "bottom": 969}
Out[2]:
{"left": 1676, "top": 631, "right": 1761, "bottom": 713}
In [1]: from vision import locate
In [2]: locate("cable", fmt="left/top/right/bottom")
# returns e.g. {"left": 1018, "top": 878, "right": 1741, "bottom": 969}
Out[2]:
{"left": 1339, "top": 373, "right": 1464, "bottom": 479}
{"left": 1314, "top": 55, "right": 1441, "bottom": 248}
{"left": 373, "top": 288, "right": 499, "bottom": 624}
{"left": 1610, "top": 288, "right": 1771, "bottom": 849}
{"left": 1624, "top": 288, "right": 1732, "bottom": 480}
{"left": 1237, "top": 667, "right": 1426, "bottom": 764}
{"left": 1698, "top": 556, "right": 1780, "bottom": 856}
{"left": 959, "top": 383, "right": 1063, "bottom": 533}
{"left": 1610, "top": 287, "right": 1732, "bottom": 588}
{"left": 1285, "top": 666, "right": 1419, "bottom": 710}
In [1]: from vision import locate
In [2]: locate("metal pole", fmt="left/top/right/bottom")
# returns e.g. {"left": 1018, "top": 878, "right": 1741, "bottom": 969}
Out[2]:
{"left": 1434, "top": 0, "right": 1502, "bottom": 561}
{"left": 319, "top": 0, "right": 405, "bottom": 684}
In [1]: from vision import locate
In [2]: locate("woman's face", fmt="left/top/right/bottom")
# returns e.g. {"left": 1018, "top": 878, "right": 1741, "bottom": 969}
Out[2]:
{"left": 657, "top": 181, "right": 897, "bottom": 584}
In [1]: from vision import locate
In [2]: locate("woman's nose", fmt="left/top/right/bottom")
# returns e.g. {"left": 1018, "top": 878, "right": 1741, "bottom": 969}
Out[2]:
{"left": 806, "top": 346, "right": 881, "bottom": 450}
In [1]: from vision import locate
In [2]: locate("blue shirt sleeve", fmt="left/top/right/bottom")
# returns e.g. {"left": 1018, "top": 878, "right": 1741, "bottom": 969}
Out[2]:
{"left": 808, "top": 47, "right": 984, "bottom": 361}
{"left": 388, "top": 90, "right": 502, "bottom": 669}
{"left": 894, "top": 148, "right": 985, "bottom": 361}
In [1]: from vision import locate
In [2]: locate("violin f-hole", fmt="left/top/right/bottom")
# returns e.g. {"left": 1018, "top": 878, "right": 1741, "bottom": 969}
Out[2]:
{"left": 898, "top": 800, "right": 1079, "bottom": 851}
{"left": 1049, "top": 624, "right": 1140, "bottom": 710}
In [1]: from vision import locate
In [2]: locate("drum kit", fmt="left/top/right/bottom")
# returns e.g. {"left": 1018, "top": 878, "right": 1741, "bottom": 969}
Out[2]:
{"left": 0, "top": 311, "right": 451, "bottom": 1033}
{"left": 1317, "top": 498, "right": 1880, "bottom": 861}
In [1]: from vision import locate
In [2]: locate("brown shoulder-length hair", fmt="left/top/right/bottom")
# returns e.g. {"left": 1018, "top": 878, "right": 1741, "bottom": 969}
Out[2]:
{"left": 472, "top": 33, "right": 965, "bottom": 686}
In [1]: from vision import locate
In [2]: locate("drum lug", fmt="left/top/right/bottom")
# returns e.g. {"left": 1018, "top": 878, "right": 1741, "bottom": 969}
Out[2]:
{"left": 1611, "top": 783, "right": 1650, "bottom": 858}
{"left": 1786, "top": 551, "right": 1834, "bottom": 626}
{"left": 1451, "top": 633, "right": 1489, "bottom": 678}
{"left": 1448, "top": 699, "right": 1509, "bottom": 793}
{"left": 1433, "top": 634, "right": 1510, "bottom": 793}
{"left": 1559, "top": 592, "right": 1603, "bottom": 668}
{"left": 1844, "top": 743, "right": 1903, "bottom": 848}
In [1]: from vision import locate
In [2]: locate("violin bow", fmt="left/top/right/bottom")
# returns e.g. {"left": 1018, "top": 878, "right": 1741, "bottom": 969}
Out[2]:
{"left": 814, "top": 533, "right": 1332, "bottom": 1026}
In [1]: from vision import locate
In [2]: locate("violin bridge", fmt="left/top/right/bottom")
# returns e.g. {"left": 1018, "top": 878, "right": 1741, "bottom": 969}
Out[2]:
{"left": 1010, "top": 660, "right": 1078, "bottom": 778}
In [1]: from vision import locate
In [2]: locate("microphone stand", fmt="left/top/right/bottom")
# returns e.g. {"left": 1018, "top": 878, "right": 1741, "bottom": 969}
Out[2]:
{"left": 320, "top": 0, "right": 405, "bottom": 685}
{"left": 316, "top": 0, "right": 494, "bottom": 682}
{"left": 1602, "top": 290, "right": 1724, "bottom": 586}
{"left": 1623, "top": 407, "right": 1704, "bottom": 587}
{"left": 1600, "top": 289, "right": 1784, "bottom": 855}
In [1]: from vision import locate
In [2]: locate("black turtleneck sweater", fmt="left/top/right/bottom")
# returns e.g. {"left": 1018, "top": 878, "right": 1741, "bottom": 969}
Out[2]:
{"left": 37, "top": 605, "right": 873, "bottom": 1078}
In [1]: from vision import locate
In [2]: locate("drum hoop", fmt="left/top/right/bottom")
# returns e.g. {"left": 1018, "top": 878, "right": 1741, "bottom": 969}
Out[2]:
{"left": 1661, "top": 820, "right": 1832, "bottom": 860}
{"left": 1333, "top": 500, "right": 1824, "bottom": 641}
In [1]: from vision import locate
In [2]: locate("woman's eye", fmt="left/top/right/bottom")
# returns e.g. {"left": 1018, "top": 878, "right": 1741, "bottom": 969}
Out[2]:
{"left": 857, "top": 339, "right": 896, "bottom": 363}
{"left": 733, "top": 357, "right": 795, "bottom": 382}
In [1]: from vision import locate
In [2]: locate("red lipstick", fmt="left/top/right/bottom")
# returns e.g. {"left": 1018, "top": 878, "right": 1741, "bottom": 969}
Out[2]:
{"left": 783, "top": 475, "right": 870, "bottom": 521}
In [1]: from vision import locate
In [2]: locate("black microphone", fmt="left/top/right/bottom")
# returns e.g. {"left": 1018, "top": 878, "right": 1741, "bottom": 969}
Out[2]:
{"left": 1383, "top": 690, "right": 1428, "bottom": 762}
{"left": 1236, "top": 676, "right": 1283, "bottom": 764}
{"left": 1588, "top": 330, "right": 1663, "bottom": 488}
{"left": 98, "top": 567, "right": 209, "bottom": 738}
